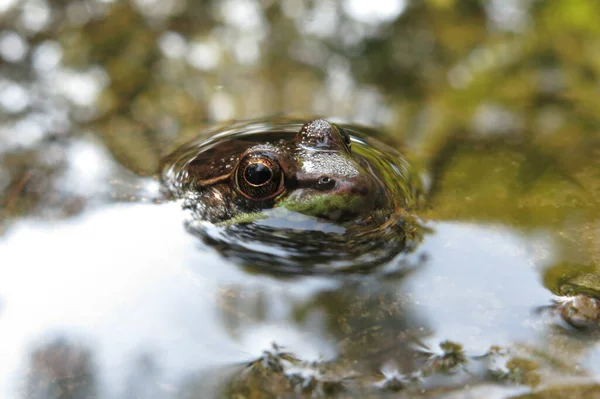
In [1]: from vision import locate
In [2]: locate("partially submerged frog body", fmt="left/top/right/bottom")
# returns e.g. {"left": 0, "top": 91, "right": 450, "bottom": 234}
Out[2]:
{"left": 163, "top": 119, "right": 407, "bottom": 226}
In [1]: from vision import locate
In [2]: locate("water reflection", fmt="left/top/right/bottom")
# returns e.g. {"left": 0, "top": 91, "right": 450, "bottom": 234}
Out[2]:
{"left": 0, "top": 203, "right": 340, "bottom": 397}
{"left": 0, "top": 0, "right": 598, "bottom": 397}
{"left": 0, "top": 200, "right": 586, "bottom": 397}
{"left": 187, "top": 218, "right": 410, "bottom": 275}
{"left": 26, "top": 338, "right": 97, "bottom": 399}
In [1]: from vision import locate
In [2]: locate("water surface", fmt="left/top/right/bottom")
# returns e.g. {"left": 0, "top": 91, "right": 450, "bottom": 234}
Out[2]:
{"left": 1, "top": 1, "right": 599, "bottom": 398}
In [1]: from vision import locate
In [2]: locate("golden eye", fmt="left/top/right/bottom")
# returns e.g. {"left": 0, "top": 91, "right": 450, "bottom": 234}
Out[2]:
{"left": 235, "top": 152, "right": 284, "bottom": 200}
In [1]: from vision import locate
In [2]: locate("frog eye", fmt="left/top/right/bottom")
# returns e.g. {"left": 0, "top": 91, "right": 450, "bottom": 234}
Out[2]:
{"left": 235, "top": 152, "right": 284, "bottom": 200}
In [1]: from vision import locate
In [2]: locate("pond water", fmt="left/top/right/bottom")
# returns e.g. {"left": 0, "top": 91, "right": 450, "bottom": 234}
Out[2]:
{"left": 0, "top": 1, "right": 599, "bottom": 398}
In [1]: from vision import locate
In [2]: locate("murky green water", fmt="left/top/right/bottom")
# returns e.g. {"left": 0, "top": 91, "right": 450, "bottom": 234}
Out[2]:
{"left": 0, "top": 1, "right": 599, "bottom": 398}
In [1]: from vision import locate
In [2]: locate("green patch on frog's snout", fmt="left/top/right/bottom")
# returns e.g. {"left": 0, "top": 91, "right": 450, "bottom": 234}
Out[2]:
{"left": 277, "top": 192, "right": 371, "bottom": 221}
{"left": 216, "top": 211, "right": 268, "bottom": 226}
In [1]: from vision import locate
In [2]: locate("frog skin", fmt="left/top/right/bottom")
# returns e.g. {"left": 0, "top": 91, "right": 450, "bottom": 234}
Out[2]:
{"left": 166, "top": 119, "right": 387, "bottom": 225}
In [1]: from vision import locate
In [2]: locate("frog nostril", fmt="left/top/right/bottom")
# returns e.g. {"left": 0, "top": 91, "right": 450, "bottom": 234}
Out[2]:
{"left": 316, "top": 176, "right": 335, "bottom": 189}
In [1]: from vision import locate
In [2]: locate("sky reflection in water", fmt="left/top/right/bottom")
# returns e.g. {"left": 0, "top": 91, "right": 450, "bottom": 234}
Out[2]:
{"left": 0, "top": 201, "right": 559, "bottom": 398}
{"left": 0, "top": 203, "right": 339, "bottom": 397}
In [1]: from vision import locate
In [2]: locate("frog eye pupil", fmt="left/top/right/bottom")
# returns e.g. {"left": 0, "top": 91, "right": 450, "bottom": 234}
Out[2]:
{"left": 245, "top": 163, "right": 272, "bottom": 186}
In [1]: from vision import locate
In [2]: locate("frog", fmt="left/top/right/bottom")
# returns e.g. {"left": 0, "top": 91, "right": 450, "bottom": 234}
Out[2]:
{"left": 162, "top": 119, "right": 399, "bottom": 226}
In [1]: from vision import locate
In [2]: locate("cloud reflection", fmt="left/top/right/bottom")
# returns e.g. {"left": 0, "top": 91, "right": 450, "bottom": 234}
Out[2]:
{"left": 0, "top": 203, "right": 338, "bottom": 398}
